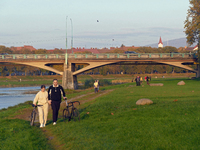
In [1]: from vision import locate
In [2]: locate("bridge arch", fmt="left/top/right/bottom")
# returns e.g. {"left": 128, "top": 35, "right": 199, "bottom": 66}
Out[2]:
{"left": 72, "top": 60, "right": 197, "bottom": 75}
{"left": 0, "top": 60, "right": 64, "bottom": 75}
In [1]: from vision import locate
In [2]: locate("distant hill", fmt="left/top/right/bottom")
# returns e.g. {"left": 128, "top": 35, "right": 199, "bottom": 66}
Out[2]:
{"left": 146, "top": 37, "right": 197, "bottom": 48}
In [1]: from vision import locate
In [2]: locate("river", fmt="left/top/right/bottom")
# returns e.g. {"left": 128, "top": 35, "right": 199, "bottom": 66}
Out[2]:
{"left": 0, "top": 86, "right": 42, "bottom": 109}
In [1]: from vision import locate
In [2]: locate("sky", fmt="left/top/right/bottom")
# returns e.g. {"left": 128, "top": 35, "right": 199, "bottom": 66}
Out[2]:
{"left": 0, "top": 0, "right": 190, "bottom": 49}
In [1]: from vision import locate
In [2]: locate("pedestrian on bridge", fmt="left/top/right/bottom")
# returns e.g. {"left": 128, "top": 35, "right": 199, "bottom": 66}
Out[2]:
{"left": 48, "top": 79, "right": 66, "bottom": 125}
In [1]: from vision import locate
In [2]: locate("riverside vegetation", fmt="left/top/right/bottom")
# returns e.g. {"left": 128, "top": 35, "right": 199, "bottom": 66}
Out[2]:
{"left": 0, "top": 77, "right": 200, "bottom": 149}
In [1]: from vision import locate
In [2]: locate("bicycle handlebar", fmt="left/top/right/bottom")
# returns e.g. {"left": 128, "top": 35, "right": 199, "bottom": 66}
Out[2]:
{"left": 32, "top": 104, "right": 43, "bottom": 107}
{"left": 68, "top": 101, "right": 80, "bottom": 105}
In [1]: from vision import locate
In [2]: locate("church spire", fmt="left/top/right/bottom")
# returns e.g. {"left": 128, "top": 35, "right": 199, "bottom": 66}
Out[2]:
{"left": 158, "top": 36, "right": 163, "bottom": 48}
{"left": 158, "top": 37, "right": 163, "bottom": 44}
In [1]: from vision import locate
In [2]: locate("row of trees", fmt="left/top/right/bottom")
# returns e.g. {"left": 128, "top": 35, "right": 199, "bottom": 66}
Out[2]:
{"left": 0, "top": 46, "right": 65, "bottom": 54}
{"left": 81, "top": 64, "right": 195, "bottom": 75}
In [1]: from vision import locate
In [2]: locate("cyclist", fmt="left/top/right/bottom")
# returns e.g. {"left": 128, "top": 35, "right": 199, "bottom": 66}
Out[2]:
{"left": 33, "top": 85, "right": 48, "bottom": 128}
{"left": 48, "top": 79, "right": 66, "bottom": 125}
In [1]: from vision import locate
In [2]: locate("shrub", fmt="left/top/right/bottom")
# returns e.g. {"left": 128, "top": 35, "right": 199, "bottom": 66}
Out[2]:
{"left": 99, "top": 79, "right": 112, "bottom": 86}
{"left": 84, "top": 79, "right": 95, "bottom": 88}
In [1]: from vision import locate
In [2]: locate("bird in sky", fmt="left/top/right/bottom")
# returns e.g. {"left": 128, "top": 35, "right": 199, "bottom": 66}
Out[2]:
{"left": 97, "top": 20, "right": 99, "bottom": 22}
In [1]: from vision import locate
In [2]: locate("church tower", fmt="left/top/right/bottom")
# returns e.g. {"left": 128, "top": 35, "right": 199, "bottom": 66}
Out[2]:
{"left": 158, "top": 37, "right": 163, "bottom": 48}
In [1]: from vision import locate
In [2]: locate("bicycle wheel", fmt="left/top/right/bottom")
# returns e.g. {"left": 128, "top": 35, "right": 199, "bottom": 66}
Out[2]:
{"left": 63, "top": 108, "right": 70, "bottom": 122}
{"left": 30, "top": 111, "right": 36, "bottom": 126}
{"left": 72, "top": 108, "right": 80, "bottom": 122}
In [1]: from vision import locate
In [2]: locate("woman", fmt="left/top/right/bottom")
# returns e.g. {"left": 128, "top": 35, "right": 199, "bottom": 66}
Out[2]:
{"left": 33, "top": 85, "right": 49, "bottom": 128}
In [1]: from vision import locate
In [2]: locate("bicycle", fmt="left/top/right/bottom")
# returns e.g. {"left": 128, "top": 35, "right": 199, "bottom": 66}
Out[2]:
{"left": 63, "top": 101, "right": 80, "bottom": 122}
{"left": 30, "top": 104, "right": 43, "bottom": 126}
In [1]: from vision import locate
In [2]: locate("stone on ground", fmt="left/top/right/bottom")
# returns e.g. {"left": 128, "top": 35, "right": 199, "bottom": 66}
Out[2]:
{"left": 136, "top": 99, "right": 153, "bottom": 105}
{"left": 177, "top": 81, "right": 185, "bottom": 85}
{"left": 149, "top": 83, "right": 163, "bottom": 86}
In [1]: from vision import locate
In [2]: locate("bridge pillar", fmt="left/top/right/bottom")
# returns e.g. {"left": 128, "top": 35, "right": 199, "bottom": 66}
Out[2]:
{"left": 62, "top": 63, "right": 78, "bottom": 90}
{"left": 196, "top": 64, "right": 200, "bottom": 78}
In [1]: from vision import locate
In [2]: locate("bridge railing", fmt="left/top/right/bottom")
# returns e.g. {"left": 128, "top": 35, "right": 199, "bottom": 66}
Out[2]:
{"left": 68, "top": 53, "right": 196, "bottom": 59}
{"left": 0, "top": 54, "right": 65, "bottom": 60}
{"left": 0, "top": 53, "right": 196, "bottom": 60}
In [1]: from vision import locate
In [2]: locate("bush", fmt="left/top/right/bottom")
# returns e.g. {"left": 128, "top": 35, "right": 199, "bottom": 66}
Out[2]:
{"left": 84, "top": 79, "right": 95, "bottom": 88}
{"left": 99, "top": 79, "right": 112, "bottom": 86}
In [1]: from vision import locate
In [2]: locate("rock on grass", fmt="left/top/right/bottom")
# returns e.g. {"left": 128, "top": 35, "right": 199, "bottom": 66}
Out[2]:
{"left": 136, "top": 99, "right": 153, "bottom": 105}
{"left": 177, "top": 81, "right": 185, "bottom": 85}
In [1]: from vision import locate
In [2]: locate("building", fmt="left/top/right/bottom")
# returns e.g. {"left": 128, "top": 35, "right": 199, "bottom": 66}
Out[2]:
{"left": 185, "top": 45, "right": 198, "bottom": 51}
{"left": 10, "top": 45, "right": 36, "bottom": 51}
{"left": 158, "top": 37, "right": 163, "bottom": 48}
{"left": 193, "top": 45, "right": 198, "bottom": 51}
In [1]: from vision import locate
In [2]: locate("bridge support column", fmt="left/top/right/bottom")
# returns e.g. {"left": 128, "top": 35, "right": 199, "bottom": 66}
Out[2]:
{"left": 62, "top": 63, "right": 78, "bottom": 90}
{"left": 196, "top": 64, "right": 200, "bottom": 78}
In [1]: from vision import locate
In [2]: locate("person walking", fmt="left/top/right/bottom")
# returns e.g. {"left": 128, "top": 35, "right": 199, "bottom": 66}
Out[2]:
{"left": 136, "top": 76, "right": 140, "bottom": 86}
{"left": 48, "top": 79, "right": 66, "bottom": 125}
{"left": 140, "top": 76, "right": 143, "bottom": 85}
{"left": 94, "top": 80, "right": 98, "bottom": 93}
{"left": 146, "top": 76, "right": 150, "bottom": 85}
{"left": 33, "top": 85, "right": 48, "bottom": 128}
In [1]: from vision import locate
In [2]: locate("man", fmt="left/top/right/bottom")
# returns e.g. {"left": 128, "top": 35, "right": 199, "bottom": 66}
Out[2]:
{"left": 94, "top": 80, "right": 98, "bottom": 93}
{"left": 146, "top": 76, "right": 150, "bottom": 85}
{"left": 48, "top": 79, "right": 66, "bottom": 125}
{"left": 136, "top": 76, "right": 140, "bottom": 86}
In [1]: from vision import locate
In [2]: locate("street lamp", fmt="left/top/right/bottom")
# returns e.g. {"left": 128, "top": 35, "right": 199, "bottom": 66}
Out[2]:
{"left": 66, "top": 16, "right": 68, "bottom": 53}
{"left": 70, "top": 18, "right": 73, "bottom": 54}
{"left": 65, "top": 16, "right": 68, "bottom": 65}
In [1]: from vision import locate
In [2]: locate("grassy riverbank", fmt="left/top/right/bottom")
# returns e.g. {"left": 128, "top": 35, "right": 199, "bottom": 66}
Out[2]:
{"left": 0, "top": 73, "right": 195, "bottom": 88}
{"left": 1, "top": 77, "right": 200, "bottom": 149}
{"left": 0, "top": 75, "right": 62, "bottom": 87}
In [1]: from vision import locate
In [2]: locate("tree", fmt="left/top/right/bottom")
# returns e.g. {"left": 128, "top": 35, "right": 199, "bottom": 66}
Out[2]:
{"left": 120, "top": 44, "right": 125, "bottom": 48}
{"left": 35, "top": 49, "right": 48, "bottom": 54}
{"left": 0, "top": 46, "right": 13, "bottom": 54}
{"left": 52, "top": 48, "right": 65, "bottom": 54}
{"left": 184, "top": 0, "right": 200, "bottom": 77}
{"left": 184, "top": 0, "right": 200, "bottom": 51}
{"left": 184, "top": 0, "right": 200, "bottom": 45}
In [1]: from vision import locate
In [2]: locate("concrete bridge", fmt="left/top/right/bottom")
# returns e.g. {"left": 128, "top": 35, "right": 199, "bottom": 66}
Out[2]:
{"left": 0, "top": 53, "right": 199, "bottom": 89}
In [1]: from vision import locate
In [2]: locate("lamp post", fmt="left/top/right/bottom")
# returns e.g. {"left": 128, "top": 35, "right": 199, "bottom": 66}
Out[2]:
{"left": 70, "top": 18, "right": 73, "bottom": 54}
{"left": 65, "top": 16, "right": 68, "bottom": 65}
{"left": 66, "top": 16, "right": 68, "bottom": 53}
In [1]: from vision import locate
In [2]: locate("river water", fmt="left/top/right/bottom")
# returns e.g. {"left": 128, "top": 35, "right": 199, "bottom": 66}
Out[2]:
{"left": 0, "top": 86, "right": 42, "bottom": 109}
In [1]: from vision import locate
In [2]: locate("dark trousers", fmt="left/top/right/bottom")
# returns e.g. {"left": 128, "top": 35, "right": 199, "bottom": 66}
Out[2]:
{"left": 95, "top": 88, "right": 98, "bottom": 93}
{"left": 136, "top": 81, "right": 140, "bottom": 86}
{"left": 51, "top": 100, "right": 61, "bottom": 122}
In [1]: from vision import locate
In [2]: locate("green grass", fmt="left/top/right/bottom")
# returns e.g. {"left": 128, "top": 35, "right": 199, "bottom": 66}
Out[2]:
{"left": 0, "top": 119, "right": 52, "bottom": 150}
{"left": 46, "top": 78, "right": 200, "bottom": 149}
{"left": 1, "top": 78, "right": 200, "bottom": 149}
{"left": 0, "top": 75, "right": 62, "bottom": 87}
{"left": 0, "top": 102, "right": 53, "bottom": 150}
